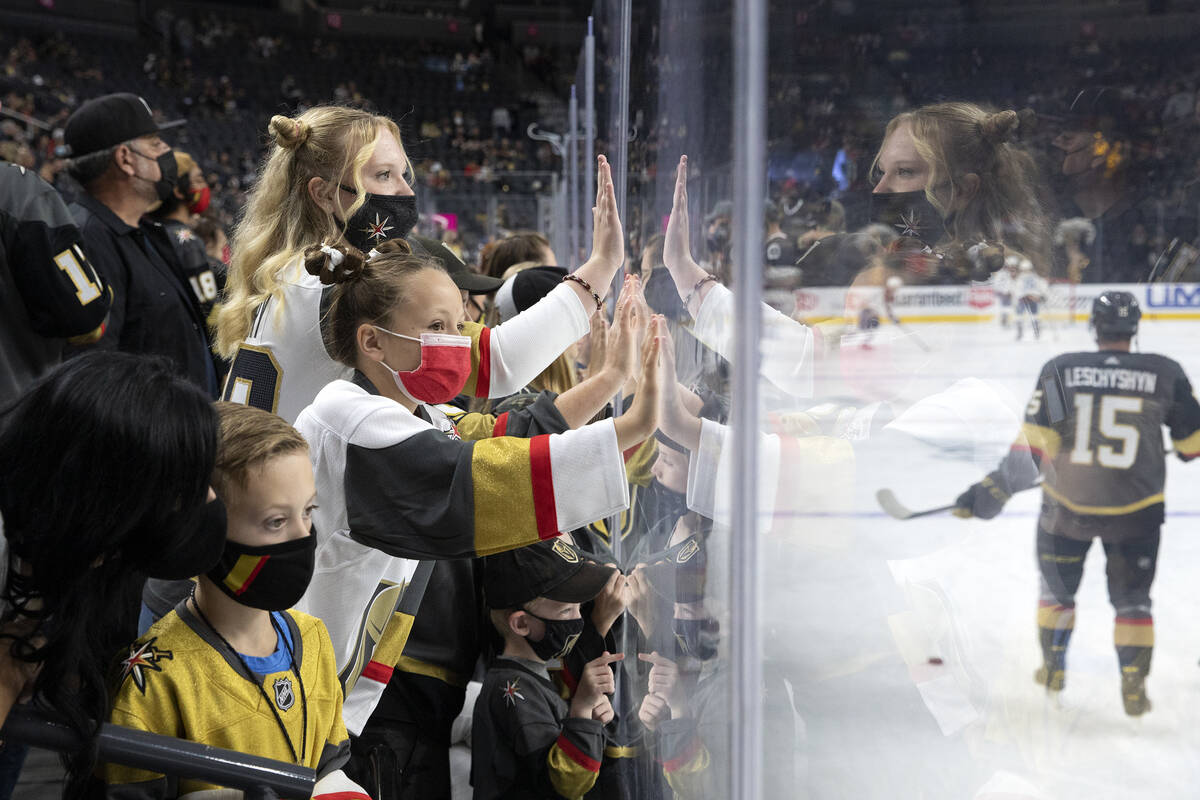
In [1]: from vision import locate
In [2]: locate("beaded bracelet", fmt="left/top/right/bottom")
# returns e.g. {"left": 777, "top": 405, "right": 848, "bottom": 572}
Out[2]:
{"left": 563, "top": 274, "right": 603, "bottom": 313}
{"left": 683, "top": 274, "right": 718, "bottom": 311}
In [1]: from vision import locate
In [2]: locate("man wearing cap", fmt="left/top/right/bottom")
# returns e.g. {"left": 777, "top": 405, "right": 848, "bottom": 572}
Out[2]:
{"left": 63, "top": 92, "right": 215, "bottom": 394}
{"left": 1050, "top": 87, "right": 1165, "bottom": 284}
{"left": 472, "top": 538, "right": 620, "bottom": 800}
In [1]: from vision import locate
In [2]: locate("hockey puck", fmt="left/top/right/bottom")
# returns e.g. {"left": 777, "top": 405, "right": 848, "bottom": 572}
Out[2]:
{"left": 928, "top": 657, "right": 944, "bottom": 665}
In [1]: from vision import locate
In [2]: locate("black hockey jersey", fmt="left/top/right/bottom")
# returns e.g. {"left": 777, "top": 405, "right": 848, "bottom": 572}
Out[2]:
{"left": 0, "top": 163, "right": 109, "bottom": 402}
{"left": 1007, "top": 349, "right": 1200, "bottom": 538}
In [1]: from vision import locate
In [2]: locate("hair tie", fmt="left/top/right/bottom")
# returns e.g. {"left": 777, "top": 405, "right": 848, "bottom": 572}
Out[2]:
{"left": 320, "top": 244, "right": 345, "bottom": 269}
{"left": 367, "top": 248, "right": 382, "bottom": 260}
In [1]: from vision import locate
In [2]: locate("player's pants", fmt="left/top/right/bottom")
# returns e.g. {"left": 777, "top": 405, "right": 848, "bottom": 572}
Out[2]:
{"left": 1036, "top": 525, "right": 1159, "bottom": 674}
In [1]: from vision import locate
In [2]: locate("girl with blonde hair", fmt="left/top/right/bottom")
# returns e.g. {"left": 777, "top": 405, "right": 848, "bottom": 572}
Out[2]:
{"left": 216, "top": 106, "right": 628, "bottom": 424}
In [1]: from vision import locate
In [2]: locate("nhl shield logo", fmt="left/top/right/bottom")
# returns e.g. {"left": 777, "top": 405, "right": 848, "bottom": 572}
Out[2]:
{"left": 273, "top": 677, "right": 295, "bottom": 711}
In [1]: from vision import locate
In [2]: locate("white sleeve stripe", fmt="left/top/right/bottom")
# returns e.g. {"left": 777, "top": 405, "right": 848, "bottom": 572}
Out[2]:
{"left": 486, "top": 283, "right": 591, "bottom": 398}
{"left": 547, "top": 419, "right": 630, "bottom": 531}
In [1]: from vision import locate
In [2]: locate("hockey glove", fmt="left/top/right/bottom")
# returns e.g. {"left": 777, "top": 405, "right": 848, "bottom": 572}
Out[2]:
{"left": 953, "top": 474, "right": 1010, "bottom": 520}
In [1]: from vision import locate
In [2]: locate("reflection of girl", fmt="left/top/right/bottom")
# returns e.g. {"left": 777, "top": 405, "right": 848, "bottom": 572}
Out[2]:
{"left": 0, "top": 352, "right": 225, "bottom": 796}
{"left": 870, "top": 103, "right": 1053, "bottom": 280}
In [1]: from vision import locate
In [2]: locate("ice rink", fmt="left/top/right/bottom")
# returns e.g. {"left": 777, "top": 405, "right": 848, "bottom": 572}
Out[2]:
{"left": 757, "top": 316, "right": 1200, "bottom": 800}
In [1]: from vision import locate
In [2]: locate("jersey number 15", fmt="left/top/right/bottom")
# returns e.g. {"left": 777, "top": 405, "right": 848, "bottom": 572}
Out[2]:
{"left": 1068, "top": 393, "right": 1142, "bottom": 470}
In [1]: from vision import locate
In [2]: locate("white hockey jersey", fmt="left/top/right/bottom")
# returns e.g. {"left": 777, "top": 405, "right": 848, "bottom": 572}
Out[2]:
{"left": 294, "top": 375, "right": 630, "bottom": 733}
{"left": 222, "top": 258, "right": 592, "bottom": 423}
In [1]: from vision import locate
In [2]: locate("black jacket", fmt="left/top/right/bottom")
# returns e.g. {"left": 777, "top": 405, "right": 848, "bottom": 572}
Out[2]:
{"left": 68, "top": 193, "right": 215, "bottom": 395}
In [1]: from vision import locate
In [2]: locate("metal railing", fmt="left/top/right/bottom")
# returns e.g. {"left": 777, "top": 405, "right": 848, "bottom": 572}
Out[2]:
{"left": 1, "top": 705, "right": 315, "bottom": 799}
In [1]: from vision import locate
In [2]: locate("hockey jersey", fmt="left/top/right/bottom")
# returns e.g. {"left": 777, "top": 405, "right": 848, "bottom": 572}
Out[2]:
{"left": 1001, "top": 350, "right": 1200, "bottom": 539}
{"left": 294, "top": 374, "right": 630, "bottom": 734}
{"left": 0, "top": 162, "right": 109, "bottom": 403}
{"left": 471, "top": 657, "right": 605, "bottom": 800}
{"left": 221, "top": 258, "right": 591, "bottom": 423}
{"left": 105, "top": 604, "right": 353, "bottom": 798}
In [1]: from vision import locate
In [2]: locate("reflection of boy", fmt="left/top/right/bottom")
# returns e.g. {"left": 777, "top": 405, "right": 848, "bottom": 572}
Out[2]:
{"left": 471, "top": 538, "right": 622, "bottom": 800}
{"left": 105, "top": 404, "right": 367, "bottom": 799}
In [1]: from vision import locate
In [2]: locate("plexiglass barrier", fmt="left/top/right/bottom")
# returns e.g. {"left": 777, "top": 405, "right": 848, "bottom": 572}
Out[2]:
{"left": 568, "top": 1, "right": 1200, "bottom": 798}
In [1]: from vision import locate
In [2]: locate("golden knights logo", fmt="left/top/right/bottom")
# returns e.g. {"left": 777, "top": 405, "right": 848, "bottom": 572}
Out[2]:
{"left": 551, "top": 538, "right": 580, "bottom": 564}
{"left": 273, "top": 677, "right": 295, "bottom": 712}
{"left": 121, "top": 638, "right": 173, "bottom": 694}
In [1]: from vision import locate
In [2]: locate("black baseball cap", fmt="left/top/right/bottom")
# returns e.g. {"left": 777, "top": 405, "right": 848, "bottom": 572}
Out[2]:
{"left": 484, "top": 538, "right": 616, "bottom": 609}
{"left": 409, "top": 234, "right": 504, "bottom": 294}
{"left": 494, "top": 266, "right": 568, "bottom": 323}
{"left": 64, "top": 93, "right": 185, "bottom": 158}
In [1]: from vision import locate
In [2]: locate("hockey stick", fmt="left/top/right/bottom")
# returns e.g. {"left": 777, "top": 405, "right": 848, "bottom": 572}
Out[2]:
{"left": 876, "top": 483, "right": 1043, "bottom": 521}
{"left": 875, "top": 489, "right": 956, "bottom": 520}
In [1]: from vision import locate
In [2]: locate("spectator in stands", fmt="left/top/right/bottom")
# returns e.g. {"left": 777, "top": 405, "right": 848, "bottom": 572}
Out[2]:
{"left": 480, "top": 230, "right": 557, "bottom": 279}
{"left": 62, "top": 93, "right": 216, "bottom": 395}
{"left": 290, "top": 234, "right": 661, "bottom": 799}
{"left": 148, "top": 150, "right": 221, "bottom": 338}
{"left": 106, "top": 403, "right": 371, "bottom": 799}
{"left": 1050, "top": 87, "right": 1163, "bottom": 282}
{"left": 0, "top": 352, "right": 226, "bottom": 796}
{"left": 0, "top": 154, "right": 109, "bottom": 405}
{"left": 193, "top": 213, "right": 230, "bottom": 272}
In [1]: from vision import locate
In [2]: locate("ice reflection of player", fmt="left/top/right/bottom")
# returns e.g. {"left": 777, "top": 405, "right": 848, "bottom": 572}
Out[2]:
{"left": 1013, "top": 258, "right": 1047, "bottom": 341}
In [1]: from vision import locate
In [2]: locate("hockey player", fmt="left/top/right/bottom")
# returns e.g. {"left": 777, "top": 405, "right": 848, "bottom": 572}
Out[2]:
{"left": 1013, "top": 258, "right": 1047, "bottom": 341}
{"left": 993, "top": 256, "right": 1018, "bottom": 329}
{"left": 954, "top": 291, "right": 1200, "bottom": 715}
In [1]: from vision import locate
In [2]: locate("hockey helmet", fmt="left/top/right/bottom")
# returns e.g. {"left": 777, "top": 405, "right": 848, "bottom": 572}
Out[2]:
{"left": 1090, "top": 290, "right": 1141, "bottom": 338}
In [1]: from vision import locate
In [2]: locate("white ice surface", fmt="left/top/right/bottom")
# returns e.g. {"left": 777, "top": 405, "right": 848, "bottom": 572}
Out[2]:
{"left": 754, "top": 318, "right": 1200, "bottom": 800}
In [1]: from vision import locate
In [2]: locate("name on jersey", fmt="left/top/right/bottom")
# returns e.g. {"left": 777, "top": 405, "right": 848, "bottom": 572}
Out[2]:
{"left": 1062, "top": 367, "right": 1157, "bottom": 393}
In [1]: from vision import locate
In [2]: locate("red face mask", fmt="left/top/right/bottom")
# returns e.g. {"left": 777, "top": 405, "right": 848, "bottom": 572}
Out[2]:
{"left": 187, "top": 185, "right": 211, "bottom": 214}
{"left": 377, "top": 329, "right": 473, "bottom": 404}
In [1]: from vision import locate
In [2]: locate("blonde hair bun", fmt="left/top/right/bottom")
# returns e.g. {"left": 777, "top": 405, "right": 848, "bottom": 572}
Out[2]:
{"left": 979, "top": 110, "right": 1020, "bottom": 146}
{"left": 269, "top": 115, "right": 310, "bottom": 150}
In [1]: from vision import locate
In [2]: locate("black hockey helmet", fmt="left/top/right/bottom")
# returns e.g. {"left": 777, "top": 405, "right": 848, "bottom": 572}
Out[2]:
{"left": 1090, "top": 290, "right": 1141, "bottom": 339}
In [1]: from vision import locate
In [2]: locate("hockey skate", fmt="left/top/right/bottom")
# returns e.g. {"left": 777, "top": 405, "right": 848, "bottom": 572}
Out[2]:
{"left": 1121, "top": 665, "right": 1151, "bottom": 716}
{"left": 1034, "top": 664, "right": 1065, "bottom": 692}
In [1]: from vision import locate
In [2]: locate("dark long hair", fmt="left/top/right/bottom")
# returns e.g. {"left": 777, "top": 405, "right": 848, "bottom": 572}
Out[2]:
{"left": 0, "top": 352, "right": 218, "bottom": 796}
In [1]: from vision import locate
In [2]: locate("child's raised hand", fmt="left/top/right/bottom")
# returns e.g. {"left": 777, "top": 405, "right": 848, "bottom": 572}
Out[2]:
{"left": 613, "top": 316, "right": 664, "bottom": 451}
{"left": 591, "top": 693, "right": 615, "bottom": 725}
{"left": 603, "top": 275, "right": 641, "bottom": 381}
{"left": 589, "top": 568, "right": 628, "bottom": 637}
{"left": 639, "top": 651, "right": 686, "bottom": 712}
{"left": 622, "top": 565, "right": 657, "bottom": 636}
{"left": 657, "top": 325, "right": 702, "bottom": 450}
{"left": 638, "top": 692, "right": 671, "bottom": 732}
{"left": 591, "top": 155, "right": 623, "bottom": 271}
{"left": 663, "top": 155, "right": 697, "bottom": 278}
{"left": 570, "top": 651, "right": 624, "bottom": 719}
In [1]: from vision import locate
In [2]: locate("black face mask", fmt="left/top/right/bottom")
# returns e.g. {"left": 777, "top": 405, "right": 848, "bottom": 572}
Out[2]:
{"left": 138, "top": 497, "right": 229, "bottom": 580}
{"left": 338, "top": 185, "right": 419, "bottom": 252}
{"left": 706, "top": 222, "right": 730, "bottom": 253}
{"left": 206, "top": 531, "right": 317, "bottom": 611}
{"left": 524, "top": 611, "right": 585, "bottom": 661}
{"left": 130, "top": 147, "right": 179, "bottom": 203}
{"left": 673, "top": 616, "right": 719, "bottom": 661}
{"left": 868, "top": 189, "right": 947, "bottom": 247}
